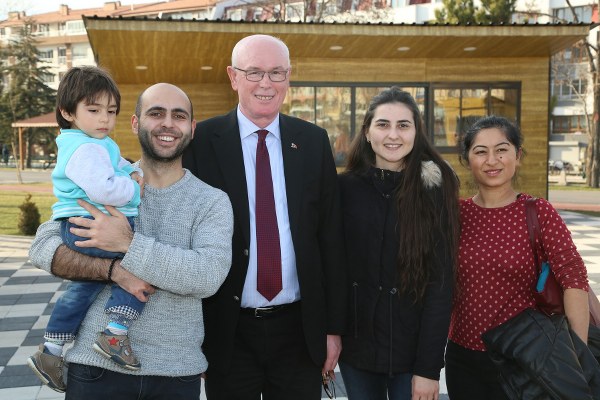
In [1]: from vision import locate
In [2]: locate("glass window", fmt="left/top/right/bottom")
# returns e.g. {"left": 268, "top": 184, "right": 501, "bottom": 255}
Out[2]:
{"left": 317, "top": 87, "right": 351, "bottom": 166}
{"left": 58, "top": 48, "right": 67, "bottom": 64}
{"left": 72, "top": 45, "right": 87, "bottom": 59}
{"left": 553, "top": 6, "right": 593, "bottom": 23}
{"left": 283, "top": 86, "right": 315, "bottom": 122}
{"left": 490, "top": 88, "right": 518, "bottom": 122}
{"left": 39, "top": 49, "right": 54, "bottom": 60}
{"left": 66, "top": 20, "right": 85, "bottom": 35}
{"left": 433, "top": 89, "right": 460, "bottom": 147}
{"left": 552, "top": 115, "right": 590, "bottom": 134}
{"left": 285, "top": 83, "right": 519, "bottom": 154}
{"left": 432, "top": 84, "right": 520, "bottom": 147}
{"left": 226, "top": 9, "right": 243, "bottom": 20}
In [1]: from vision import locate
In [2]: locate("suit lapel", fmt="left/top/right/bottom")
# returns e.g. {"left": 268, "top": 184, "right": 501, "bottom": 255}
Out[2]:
{"left": 212, "top": 111, "right": 251, "bottom": 247}
{"left": 280, "top": 115, "right": 303, "bottom": 241}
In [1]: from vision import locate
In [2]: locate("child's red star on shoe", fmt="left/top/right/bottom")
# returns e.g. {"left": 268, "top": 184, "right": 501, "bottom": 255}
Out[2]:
{"left": 108, "top": 337, "right": 119, "bottom": 346}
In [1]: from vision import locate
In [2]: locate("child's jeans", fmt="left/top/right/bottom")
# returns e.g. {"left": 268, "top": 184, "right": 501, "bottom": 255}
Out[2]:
{"left": 44, "top": 216, "right": 144, "bottom": 341}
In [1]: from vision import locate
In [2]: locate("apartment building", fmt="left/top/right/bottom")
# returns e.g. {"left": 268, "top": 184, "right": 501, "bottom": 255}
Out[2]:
{"left": 0, "top": 0, "right": 218, "bottom": 90}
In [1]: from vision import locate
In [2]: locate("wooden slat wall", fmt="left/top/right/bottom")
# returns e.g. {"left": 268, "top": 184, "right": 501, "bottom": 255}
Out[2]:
{"left": 112, "top": 56, "right": 549, "bottom": 199}
{"left": 111, "top": 83, "right": 236, "bottom": 159}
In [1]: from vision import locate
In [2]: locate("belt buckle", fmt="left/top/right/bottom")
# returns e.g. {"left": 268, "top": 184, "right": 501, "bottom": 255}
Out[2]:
{"left": 254, "top": 306, "right": 271, "bottom": 318}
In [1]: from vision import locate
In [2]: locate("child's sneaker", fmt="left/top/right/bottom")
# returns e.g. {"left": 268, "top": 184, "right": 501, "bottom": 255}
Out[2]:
{"left": 93, "top": 330, "right": 141, "bottom": 370}
{"left": 27, "top": 344, "right": 66, "bottom": 393}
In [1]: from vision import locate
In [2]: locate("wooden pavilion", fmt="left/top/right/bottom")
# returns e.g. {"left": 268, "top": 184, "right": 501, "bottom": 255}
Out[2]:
{"left": 82, "top": 17, "right": 591, "bottom": 197}
{"left": 11, "top": 112, "right": 58, "bottom": 170}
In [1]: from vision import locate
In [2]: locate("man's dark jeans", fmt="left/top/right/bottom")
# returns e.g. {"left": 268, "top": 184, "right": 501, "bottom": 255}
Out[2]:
{"left": 65, "top": 363, "right": 201, "bottom": 400}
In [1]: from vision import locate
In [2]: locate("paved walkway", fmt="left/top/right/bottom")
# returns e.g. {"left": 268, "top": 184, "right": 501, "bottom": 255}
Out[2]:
{"left": 2, "top": 210, "right": 600, "bottom": 399}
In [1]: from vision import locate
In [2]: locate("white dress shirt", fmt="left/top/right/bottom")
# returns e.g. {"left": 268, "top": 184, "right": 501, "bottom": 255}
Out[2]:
{"left": 237, "top": 108, "right": 300, "bottom": 307}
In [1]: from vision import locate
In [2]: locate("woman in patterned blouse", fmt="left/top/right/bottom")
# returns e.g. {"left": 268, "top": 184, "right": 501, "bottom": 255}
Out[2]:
{"left": 445, "top": 116, "right": 589, "bottom": 400}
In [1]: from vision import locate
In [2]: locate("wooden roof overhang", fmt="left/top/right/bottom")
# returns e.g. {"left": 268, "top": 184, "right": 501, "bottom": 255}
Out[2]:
{"left": 83, "top": 16, "right": 592, "bottom": 85}
{"left": 11, "top": 112, "right": 58, "bottom": 129}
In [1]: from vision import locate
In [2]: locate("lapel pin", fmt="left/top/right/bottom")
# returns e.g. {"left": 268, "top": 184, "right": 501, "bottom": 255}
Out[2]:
{"left": 291, "top": 143, "right": 298, "bottom": 149}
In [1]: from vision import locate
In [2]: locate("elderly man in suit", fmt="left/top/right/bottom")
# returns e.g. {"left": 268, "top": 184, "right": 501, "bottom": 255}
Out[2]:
{"left": 183, "top": 34, "right": 347, "bottom": 399}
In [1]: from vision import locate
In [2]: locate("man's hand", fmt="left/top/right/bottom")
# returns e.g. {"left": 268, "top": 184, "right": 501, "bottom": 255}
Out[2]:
{"left": 111, "top": 260, "right": 155, "bottom": 302}
{"left": 412, "top": 375, "right": 439, "bottom": 400}
{"left": 322, "top": 334, "right": 342, "bottom": 379}
{"left": 68, "top": 199, "right": 133, "bottom": 254}
{"left": 130, "top": 171, "right": 145, "bottom": 197}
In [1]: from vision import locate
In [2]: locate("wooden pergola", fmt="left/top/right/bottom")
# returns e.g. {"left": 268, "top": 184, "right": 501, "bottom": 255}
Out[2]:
{"left": 11, "top": 112, "right": 58, "bottom": 170}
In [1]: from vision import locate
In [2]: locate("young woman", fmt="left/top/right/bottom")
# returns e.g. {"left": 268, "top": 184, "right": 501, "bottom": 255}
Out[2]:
{"left": 338, "top": 87, "right": 460, "bottom": 400}
{"left": 446, "top": 115, "right": 589, "bottom": 399}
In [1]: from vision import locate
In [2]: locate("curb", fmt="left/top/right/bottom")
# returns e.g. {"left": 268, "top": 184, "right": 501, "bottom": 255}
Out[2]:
{"left": 551, "top": 202, "right": 600, "bottom": 212}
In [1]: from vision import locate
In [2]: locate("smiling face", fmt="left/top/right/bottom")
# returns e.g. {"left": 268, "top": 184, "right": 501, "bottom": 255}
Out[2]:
{"left": 227, "top": 35, "right": 291, "bottom": 128}
{"left": 365, "top": 102, "right": 416, "bottom": 171}
{"left": 60, "top": 92, "right": 117, "bottom": 139}
{"left": 132, "top": 83, "right": 196, "bottom": 162}
{"left": 467, "top": 127, "right": 521, "bottom": 190}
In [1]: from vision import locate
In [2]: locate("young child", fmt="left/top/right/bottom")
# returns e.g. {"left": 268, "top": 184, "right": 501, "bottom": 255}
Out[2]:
{"left": 27, "top": 66, "right": 145, "bottom": 393}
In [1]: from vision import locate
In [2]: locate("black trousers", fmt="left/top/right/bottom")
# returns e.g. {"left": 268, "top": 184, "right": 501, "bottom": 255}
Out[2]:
{"left": 445, "top": 340, "right": 509, "bottom": 400}
{"left": 205, "top": 302, "right": 322, "bottom": 400}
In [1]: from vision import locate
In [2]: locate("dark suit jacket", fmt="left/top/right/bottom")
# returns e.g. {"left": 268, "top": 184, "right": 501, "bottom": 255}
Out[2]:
{"left": 182, "top": 109, "right": 347, "bottom": 373}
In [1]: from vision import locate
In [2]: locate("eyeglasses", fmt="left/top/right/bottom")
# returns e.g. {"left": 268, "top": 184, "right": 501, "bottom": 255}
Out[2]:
{"left": 322, "top": 372, "right": 336, "bottom": 399}
{"left": 233, "top": 67, "right": 289, "bottom": 82}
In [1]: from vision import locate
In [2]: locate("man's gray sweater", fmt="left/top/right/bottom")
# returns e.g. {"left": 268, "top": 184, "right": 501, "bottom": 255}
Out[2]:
{"left": 29, "top": 170, "right": 233, "bottom": 377}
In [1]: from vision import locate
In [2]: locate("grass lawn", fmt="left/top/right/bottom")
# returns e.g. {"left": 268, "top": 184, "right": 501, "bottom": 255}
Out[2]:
{"left": 0, "top": 186, "right": 55, "bottom": 235}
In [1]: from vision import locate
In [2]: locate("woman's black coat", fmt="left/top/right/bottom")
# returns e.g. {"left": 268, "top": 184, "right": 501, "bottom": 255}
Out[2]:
{"left": 338, "top": 165, "right": 453, "bottom": 380}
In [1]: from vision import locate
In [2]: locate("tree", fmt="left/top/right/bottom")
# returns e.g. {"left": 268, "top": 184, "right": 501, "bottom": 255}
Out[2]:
{"left": 0, "top": 18, "right": 56, "bottom": 176}
{"left": 435, "top": 0, "right": 516, "bottom": 24}
{"left": 477, "top": 0, "right": 517, "bottom": 23}
{"left": 17, "top": 193, "right": 40, "bottom": 235}
{"left": 435, "top": 0, "right": 477, "bottom": 24}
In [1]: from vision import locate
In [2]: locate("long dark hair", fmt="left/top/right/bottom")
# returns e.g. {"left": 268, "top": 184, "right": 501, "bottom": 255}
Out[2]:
{"left": 345, "top": 87, "right": 459, "bottom": 301}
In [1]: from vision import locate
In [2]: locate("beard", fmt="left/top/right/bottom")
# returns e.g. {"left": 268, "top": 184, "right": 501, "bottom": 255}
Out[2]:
{"left": 138, "top": 125, "right": 191, "bottom": 163}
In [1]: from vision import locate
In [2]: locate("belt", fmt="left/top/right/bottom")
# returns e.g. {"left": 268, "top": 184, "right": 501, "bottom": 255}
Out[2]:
{"left": 240, "top": 301, "right": 299, "bottom": 318}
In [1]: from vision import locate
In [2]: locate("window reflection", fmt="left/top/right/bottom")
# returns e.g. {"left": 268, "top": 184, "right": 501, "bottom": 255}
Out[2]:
{"left": 282, "top": 87, "right": 315, "bottom": 122}
{"left": 433, "top": 86, "right": 519, "bottom": 147}
{"left": 317, "top": 87, "right": 351, "bottom": 166}
{"left": 285, "top": 84, "right": 519, "bottom": 155}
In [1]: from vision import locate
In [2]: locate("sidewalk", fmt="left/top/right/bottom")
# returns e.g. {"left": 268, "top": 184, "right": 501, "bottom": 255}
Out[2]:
{"left": 3, "top": 209, "right": 600, "bottom": 398}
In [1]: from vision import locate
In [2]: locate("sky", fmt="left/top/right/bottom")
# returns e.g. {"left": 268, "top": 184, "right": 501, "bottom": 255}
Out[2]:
{"left": 1, "top": 0, "right": 154, "bottom": 20}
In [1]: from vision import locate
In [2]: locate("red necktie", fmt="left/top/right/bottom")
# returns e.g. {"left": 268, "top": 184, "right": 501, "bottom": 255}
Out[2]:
{"left": 255, "top": 130, "right": 282, "bottom": 301}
